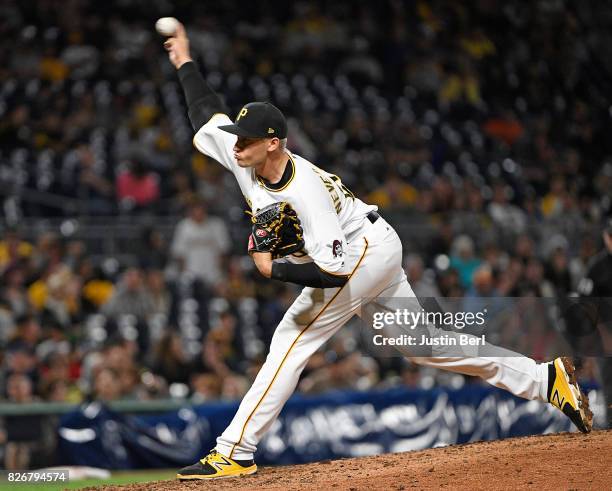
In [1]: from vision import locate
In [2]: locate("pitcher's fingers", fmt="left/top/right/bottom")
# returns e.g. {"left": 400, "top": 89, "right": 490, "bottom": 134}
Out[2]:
{"left": 175, "top": 22, "right": 186, "bottom": 38}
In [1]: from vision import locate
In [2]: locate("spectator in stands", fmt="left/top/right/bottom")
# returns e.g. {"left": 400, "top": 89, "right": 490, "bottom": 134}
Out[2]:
{"left": 449, "top": 235, "right": 482, "bottom": 289}
{"left": 545, "top": 246, "right": 573, "bottom": 297}
{"left": 514, "top": 234, "right": 537, "bottom": 264}
{"left": 30, "top": 232, "right": 63, "bottom": 275}
{"left": 116, "top": 154, "right": 160, "bottom": 212}
{"left": 39, "top": 352, "right": 81, "bottom": 403}
{"left": 404, "top": 254, "right": 441, "bottom": 298}
{"left": 221, "top": 257, "right": 257, "bottom": 301}
{"left": 1, "top": 264, "right": 29, "bottom": 319}
{"left": 139, "top": 370, "right": 170, "bottom": 400}
{"left": 40, "top": 266, "right": 80, "bottom": 328}
{"left": 437, "top": 268, "right": 463, "bottom": 297}
{"left": 427, "top": 218, "right": 454, "bottom": 263}
{"left": 0, "top": 228, "right": 32, "bottom": 273}
{"left": 3, "top": 374, "right": 40, "bottom": 470}
{"left": 497, "top": 257, "right": 524, "bottom": 296}
{"left": 541, "top": 176, "right": 567, "bottom": 219}
{"left": 0, "top": 301, "right": 15, "bottom": 345}
{"left": 146, "top": 268, "right": 172, "bottom": 317}
{"left": 431, "top": 176, "right": 455, "bottom": 212}
{"left": 400, "top": 361, "right": 422, "bottom": 388}
{"left": 482, "top": 110, "right": 524, "bottom": 147}
{"left": 118, "top": 366, "right": 148, "bottom": 401}
{"left": 7, "top": 315, "right": 41, "bottom": 355}
{"left": 438, "top": 60, "right": 482, "bottom": 111}
{"left": 258, "top": 284, "right": 299, "bottom": 344}
{"left": 152, "top": 332, "right": 191, "bottom": 385}
{"left": 40, "top": 379, "right": 70, "bottom": 402}
{"left": 69, "top": 144, "right": 114, "bottom": 215}
{"left": 518, "top": 258, "right": 554, "bottom": 297}
{"left": 451, "top": 182, "right": 490, "bottom": 240}
{"left": 167, "top": 169, "right": 198, "bottom": 215}
{"left": 2, "top": 345, "right": 38, "bottom": 391}
{"left": 102, "top": 267, "right": 154, "bottom": 320}
{"left": 488, "top": 182, "right": 527, "bottom": 241}
{"left": 366, "top": 172, "right": 419, "bottom": 210}
{"left": 0, "top": 105, "right": 31, "bottom": 150}
{"left": 466, "top": 265, "right": 499, "bottom": 298}
{"left": 80, "top": 265, "right": 114, "bottom": 312}
{"left": 63, "top": 240, "right": 87, "bottom": 270}
{"left": 36, "top": 320, "right": 70, "bottom": 362}
{"left": 92, "top": 367, "right": 122, "bottom": 402}
{"left": 190, "top": 312, "right": 248, "bottom": 399}
{"left": 139, "top": 227, "right": 168, "bottom": 270}
{"left": 300, "top": 351, "right": 378, "bottom": 394}
{"left": 170, "top": 199, "right": 231, "bottom": 287}
{"left": 190, "top": 372, "right": 222, "bottom": 403}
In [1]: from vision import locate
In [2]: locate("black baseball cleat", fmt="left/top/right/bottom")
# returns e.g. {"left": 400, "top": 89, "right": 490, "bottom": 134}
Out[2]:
{"left": 547, "top": 357, "right": 593, "bottom": 433}
{"left": 177, "top": 449, "right": 257, "bottom": 480}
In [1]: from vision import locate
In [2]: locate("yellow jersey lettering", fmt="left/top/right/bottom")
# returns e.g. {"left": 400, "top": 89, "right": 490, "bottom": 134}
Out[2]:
{"left": 310, "top": 165, "right": 352, "bottom": 214}
{"left": 329, "top": 174, "right": 355, "bottom": 199}
{"left": 317, "top": 174, "right": 342, "bottom": 213}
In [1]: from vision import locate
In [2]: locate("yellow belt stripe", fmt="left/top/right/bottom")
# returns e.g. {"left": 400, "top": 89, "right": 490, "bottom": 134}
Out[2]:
{"left": 229, "top": 238, "right": 369, "bottom": 458}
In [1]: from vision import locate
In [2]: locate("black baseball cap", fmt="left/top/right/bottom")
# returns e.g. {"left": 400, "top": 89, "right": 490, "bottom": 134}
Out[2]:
{"left": 218, "top": 102, "right": 287, "bottom": 139}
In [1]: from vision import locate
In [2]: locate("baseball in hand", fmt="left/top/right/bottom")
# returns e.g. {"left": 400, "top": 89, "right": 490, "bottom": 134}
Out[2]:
{"left": 155, "top": 17, "right": 179, "bottom": 36}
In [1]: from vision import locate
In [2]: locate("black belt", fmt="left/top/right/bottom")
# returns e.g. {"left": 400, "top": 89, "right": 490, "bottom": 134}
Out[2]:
{"left": 367, "top": 211, "right": 380, "bottom": 224}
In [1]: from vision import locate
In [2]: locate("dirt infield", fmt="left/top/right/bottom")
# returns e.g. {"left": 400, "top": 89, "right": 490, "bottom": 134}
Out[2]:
{"left": 86, "top": 430, "right": 611, "bottom": 491}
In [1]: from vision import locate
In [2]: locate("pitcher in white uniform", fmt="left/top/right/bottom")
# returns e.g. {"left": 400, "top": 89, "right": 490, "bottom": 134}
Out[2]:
{"left": 160, "top": 22, "right": 592, "bottom": 481}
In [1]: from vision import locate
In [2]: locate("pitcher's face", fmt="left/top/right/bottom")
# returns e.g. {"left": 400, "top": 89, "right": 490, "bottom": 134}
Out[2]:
{"left": 233, "top": 137, "right": 278, "bottom": 167}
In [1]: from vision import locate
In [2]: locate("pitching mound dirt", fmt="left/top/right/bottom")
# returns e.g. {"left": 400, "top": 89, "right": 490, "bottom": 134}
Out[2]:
{"left": 84, "top": 430, "right": 611, "bottom": 490}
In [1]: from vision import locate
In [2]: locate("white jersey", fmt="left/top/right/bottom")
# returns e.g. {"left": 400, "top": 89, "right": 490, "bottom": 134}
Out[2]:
{"left": 193, "top": 113, "right": 376, "bottom": 275}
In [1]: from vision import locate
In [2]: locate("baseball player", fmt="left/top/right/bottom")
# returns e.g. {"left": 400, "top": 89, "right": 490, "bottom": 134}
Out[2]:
{"left": 162, "top": 23, "right": 592, "bottom": 480}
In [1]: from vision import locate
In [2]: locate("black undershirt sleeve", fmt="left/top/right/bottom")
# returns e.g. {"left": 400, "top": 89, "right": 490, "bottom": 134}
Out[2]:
{"left": 271, "top": 262, "right": 349, "bottom": 288}
{"left": 177, "top": 61, "right": 227, "bottom": 131}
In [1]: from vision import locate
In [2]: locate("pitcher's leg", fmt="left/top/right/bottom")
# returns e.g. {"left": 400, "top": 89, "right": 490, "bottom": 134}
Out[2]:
{"left": 215, "top": 300, "right": 357, "bottom": 459}
{"left": 216, "top": 234, "right": 397, "bottom": 459}
{"left": 216, "top": 238, "right": 376, "bottom": 460}
{"left": 409, "top": 356, "right": 549, "bottom": 400}
{"left": 369, "top": 271, "right": 549, "bottom": 401}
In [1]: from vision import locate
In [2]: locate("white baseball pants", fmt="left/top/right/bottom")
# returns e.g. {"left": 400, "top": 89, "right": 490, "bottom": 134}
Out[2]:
{"left": 215, "top": 217, "right": 549, "bottom": 460}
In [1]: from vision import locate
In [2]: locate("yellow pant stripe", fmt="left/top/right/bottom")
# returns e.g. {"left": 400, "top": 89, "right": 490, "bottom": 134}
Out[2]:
{"left": 229, "top": 238, "right": 369, "bottom": 458}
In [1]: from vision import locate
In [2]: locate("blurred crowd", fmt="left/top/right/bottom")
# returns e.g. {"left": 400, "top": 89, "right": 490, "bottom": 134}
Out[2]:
{"left": 0, "top": 0, "right": 610, "bottom": 456}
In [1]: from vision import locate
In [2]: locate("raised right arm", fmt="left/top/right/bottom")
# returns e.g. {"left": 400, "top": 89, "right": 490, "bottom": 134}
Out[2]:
{"left": 163, "top": 22, "right": 242, "bottom": 174}
{"left": 177, "top": 62, "right": 227, "bottom": 131}
{"left": 163, "top": 22, "right": 227, "bottom": 131}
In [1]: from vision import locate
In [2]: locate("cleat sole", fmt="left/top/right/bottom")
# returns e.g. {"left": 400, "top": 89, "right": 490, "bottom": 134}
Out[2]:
{"left": 560, "top": 357, "right": 593, "bottom": 433}
{"left": 177, "top": 466, "right": 257, "bottom": 480}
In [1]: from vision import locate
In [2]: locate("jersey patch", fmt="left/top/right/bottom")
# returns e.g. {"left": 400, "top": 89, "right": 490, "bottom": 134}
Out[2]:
{"left": 328, "top": 239, "right": 343, "bottom": 258}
